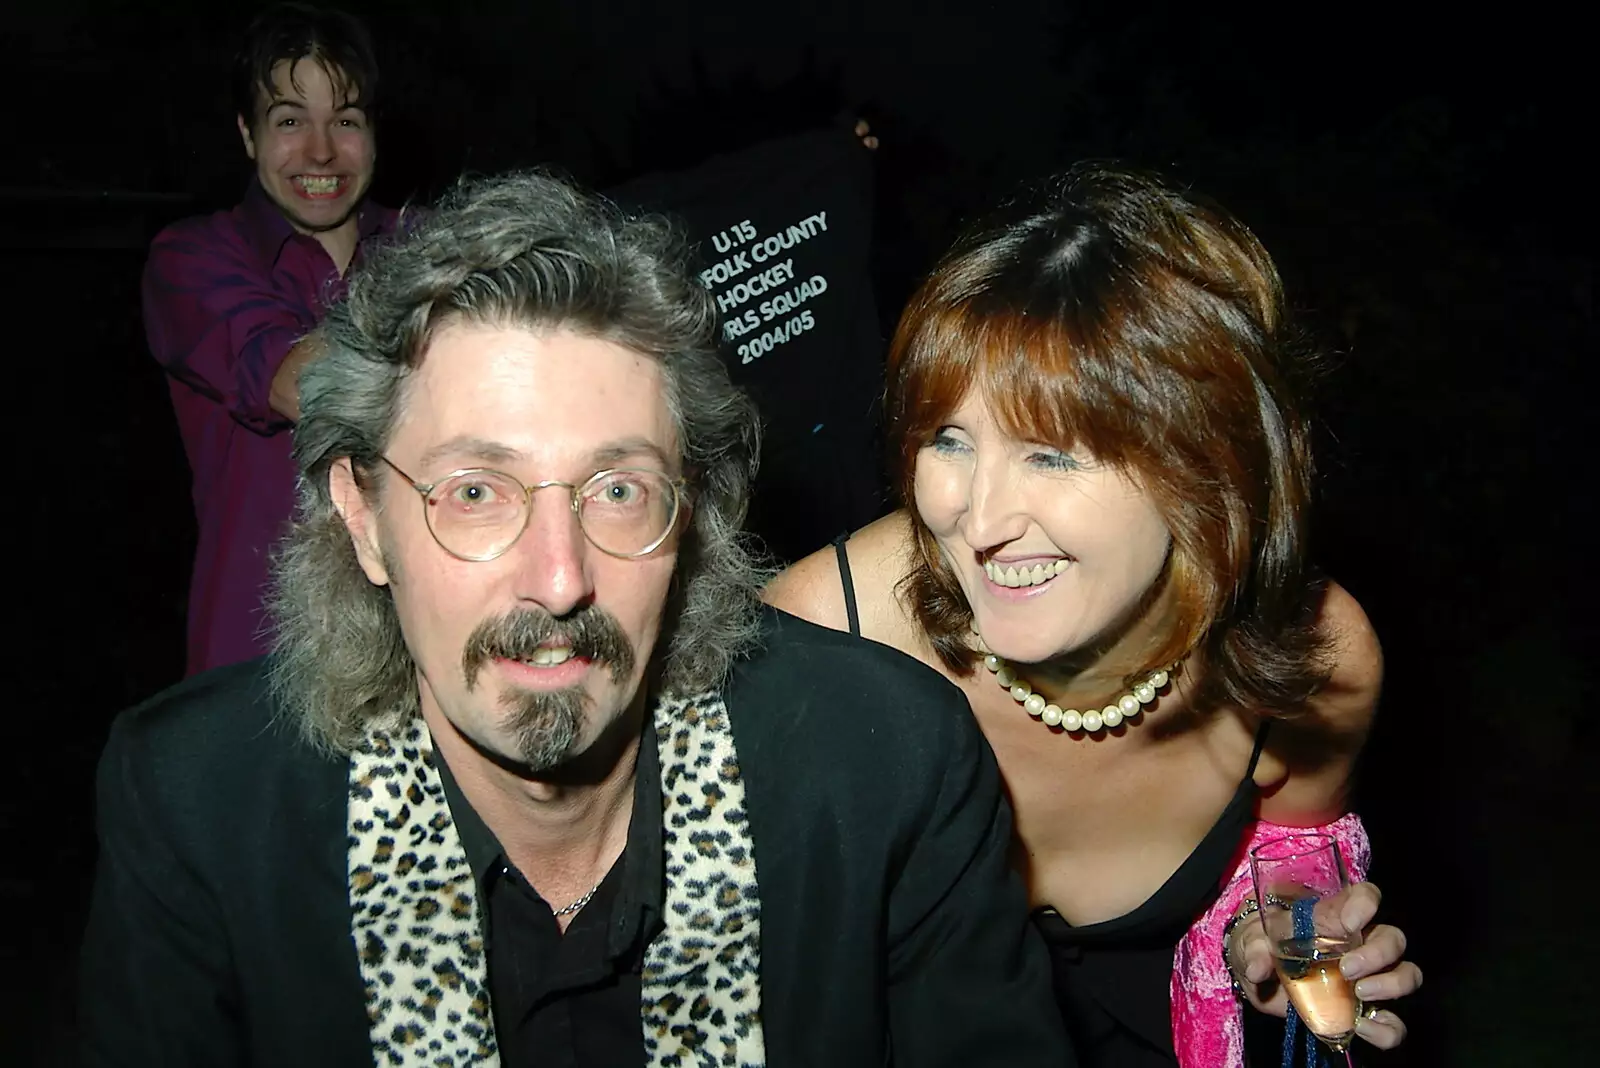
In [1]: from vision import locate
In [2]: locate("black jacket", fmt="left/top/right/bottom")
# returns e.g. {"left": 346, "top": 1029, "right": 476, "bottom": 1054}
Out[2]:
{"left": 80, "top": 607, "right": 1073, "bottom": 1066}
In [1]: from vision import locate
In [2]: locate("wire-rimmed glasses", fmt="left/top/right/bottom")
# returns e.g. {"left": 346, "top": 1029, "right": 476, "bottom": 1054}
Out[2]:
{"left": 378, "top": 456, "right": 686, "bottom": 562}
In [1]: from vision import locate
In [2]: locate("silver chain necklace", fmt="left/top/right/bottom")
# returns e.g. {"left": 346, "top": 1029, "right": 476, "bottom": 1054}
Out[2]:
{"left": 552, "top": 879, "right": 604, "bottom": 917}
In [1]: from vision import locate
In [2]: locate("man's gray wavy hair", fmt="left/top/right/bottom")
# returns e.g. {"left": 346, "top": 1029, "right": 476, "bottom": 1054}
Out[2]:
{"left": 268, "top": 170, "right": 769, "bottom": 754}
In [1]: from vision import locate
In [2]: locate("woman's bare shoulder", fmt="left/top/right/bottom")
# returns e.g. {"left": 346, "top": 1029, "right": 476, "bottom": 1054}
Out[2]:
{"left": 1255, "top": 581, "right": 1385, "bottom": 821}
{"left": 762, "top": 511, "right": 919, "bottom": 644}
{"left": 1311, "top": 579, "right": 1385, "bottom": 733}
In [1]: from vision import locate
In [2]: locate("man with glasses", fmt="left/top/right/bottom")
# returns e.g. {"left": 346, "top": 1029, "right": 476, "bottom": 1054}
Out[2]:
{"left": 81, "top": 172, "right": 1074, "bottom": 1066}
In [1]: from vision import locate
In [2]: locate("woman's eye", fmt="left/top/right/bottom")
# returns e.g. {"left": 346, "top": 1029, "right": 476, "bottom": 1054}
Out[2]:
{"left": 929, "top": 431, "right": 968, "bottom": 454}
{"left": 1027, "top": 449, "right": 1082, "bottom": 472}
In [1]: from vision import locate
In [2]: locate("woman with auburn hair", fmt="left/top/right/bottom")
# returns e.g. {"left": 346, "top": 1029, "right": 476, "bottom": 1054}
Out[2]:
{"left": 766, "top": 163, "right": 1421, "bottom": 1066}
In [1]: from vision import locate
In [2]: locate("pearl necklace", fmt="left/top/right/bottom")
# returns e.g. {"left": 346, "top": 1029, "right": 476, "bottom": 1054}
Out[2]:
{"left": 971, "top": 622, "right": 1181, "bottom": 734}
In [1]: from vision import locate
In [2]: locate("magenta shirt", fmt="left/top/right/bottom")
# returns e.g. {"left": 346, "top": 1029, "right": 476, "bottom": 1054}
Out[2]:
{"left": 143, "top": 180, "right": 399, "bottom": 675}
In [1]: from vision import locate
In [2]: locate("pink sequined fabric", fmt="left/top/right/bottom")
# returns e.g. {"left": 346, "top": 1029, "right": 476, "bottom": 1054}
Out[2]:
{"left": 1170, "top": 814, "right": 1371, "bottom": 1068}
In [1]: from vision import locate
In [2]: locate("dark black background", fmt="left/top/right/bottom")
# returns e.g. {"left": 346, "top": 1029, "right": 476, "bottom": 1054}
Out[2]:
{"left": 6, "top": 3, "right": 1590, "bottom": 1064}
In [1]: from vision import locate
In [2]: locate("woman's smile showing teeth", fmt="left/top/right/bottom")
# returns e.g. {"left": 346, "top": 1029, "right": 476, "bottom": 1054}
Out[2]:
{"left": 983, "top": 558, "right": 1070, "bottom": 588}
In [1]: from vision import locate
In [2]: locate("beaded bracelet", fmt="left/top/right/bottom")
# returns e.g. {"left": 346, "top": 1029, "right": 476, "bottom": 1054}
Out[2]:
{"left": 1221, "top": 896, "right": 1261, "bottom": 1002}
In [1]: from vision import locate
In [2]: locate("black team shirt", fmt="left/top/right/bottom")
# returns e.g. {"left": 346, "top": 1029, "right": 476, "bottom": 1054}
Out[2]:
{"left": 611, "top": 122, "right": 887, "bottom": 564}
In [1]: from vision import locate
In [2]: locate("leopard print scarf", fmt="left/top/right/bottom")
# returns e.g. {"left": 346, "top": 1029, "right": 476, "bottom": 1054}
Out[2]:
{"left": 346, "top": 691, "right": 765, "bottom": 1066}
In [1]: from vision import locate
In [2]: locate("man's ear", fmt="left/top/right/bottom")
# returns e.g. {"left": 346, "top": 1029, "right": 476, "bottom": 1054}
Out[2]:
{"left": 237, "top": 114, "right": 257, "bottom": 160}
{"left": 329, "top": 458, "right": 389, "bottom": 587}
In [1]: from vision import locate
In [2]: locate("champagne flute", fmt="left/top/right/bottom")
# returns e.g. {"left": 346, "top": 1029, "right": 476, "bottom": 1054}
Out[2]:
{"left": 1250, "top": 834, "right": 1364, "bottom": 1064}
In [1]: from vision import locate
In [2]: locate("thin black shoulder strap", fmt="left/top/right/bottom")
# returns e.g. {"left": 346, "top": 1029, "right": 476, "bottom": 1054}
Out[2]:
{"left": 1246, "top": 718, "right": 1272, "bottom": 780}
{"left": 832, "top": 532, "right": 861, "bottom": 638}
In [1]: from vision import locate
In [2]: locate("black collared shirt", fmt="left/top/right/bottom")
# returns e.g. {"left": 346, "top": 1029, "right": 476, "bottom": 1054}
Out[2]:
{"left": 435, "top": 730, "right": 664, "bottom": 1068}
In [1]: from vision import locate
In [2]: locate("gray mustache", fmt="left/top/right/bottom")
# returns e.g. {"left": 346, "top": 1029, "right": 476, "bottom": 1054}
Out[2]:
{"left": 462, "top": 606, "right": 636, "bottom": 689}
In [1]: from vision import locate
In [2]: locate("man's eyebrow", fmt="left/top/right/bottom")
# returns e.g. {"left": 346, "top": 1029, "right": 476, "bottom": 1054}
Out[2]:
{"left": 591, "top": 438, "right": 676, "bottom": 472}
{"left": 417, "top": 437, "right": 526, "bottom": 471}
{"left": 264, "top": 99, "right": 365, "bottom": 116}
{"left": 414, "top": 436, "right": 677, "bottom": 476}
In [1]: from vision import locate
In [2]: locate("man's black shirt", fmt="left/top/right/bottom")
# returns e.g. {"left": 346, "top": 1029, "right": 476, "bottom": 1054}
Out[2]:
{"left": 434, "top": 730, "right": 665, "bottom": 1067}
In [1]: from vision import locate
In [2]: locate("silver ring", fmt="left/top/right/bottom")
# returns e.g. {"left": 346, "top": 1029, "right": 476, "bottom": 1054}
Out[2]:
{"left": 1362, "top": 1004, "right": 1382, "bottom": 1022}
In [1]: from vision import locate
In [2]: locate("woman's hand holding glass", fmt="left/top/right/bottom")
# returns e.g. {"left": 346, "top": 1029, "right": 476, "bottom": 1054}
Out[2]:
{"left": 1228, "top": 871, "right": 1422, "bottom": 1051}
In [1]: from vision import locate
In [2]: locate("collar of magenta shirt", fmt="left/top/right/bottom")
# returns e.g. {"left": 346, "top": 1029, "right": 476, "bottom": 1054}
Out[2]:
{"left": 236, "top": 176, "right": 399, "bottom": 269}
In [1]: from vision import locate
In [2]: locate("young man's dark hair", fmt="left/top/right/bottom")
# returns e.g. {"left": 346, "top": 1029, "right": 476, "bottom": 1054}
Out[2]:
{"left": 231, "top": 2, "right": 380, "bottom": 129}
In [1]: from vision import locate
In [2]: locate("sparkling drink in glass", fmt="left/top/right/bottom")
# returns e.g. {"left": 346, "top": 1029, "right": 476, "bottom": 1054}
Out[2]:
{"left": 1250, "top": 833, "right": 1364, "bottom": 1058}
